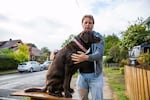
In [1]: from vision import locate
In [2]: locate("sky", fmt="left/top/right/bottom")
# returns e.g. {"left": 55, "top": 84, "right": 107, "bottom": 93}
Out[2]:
{"left": 0, "top": 0, "right": 150, "bottom": 51}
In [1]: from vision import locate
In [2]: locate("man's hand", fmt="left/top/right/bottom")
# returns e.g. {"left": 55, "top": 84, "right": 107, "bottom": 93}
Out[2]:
{"left": 71, "top": 51, "right": 89, "bottom": 64}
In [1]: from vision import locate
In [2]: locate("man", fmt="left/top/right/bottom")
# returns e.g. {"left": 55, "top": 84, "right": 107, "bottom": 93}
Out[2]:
{"left": 71, "top": 15, "right": 104, "bottom": 100}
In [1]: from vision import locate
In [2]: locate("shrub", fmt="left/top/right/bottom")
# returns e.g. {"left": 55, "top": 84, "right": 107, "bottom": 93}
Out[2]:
{"left": 13, "top": 44, "right": 29, "bottom": 63}
{"left": 137, "top": 52, "right": 150, "bottom": 66}
{"left": 0, "top": 55, "right": 19, "bottom": 70}
{"left": 119, "top": 59, "right": 127, "bottom": 67}
{"left": 120, "top": 67, "right": 124, "bottom": 75}
{"left": 0, "top": 44, "right": 30, "bottom": 70}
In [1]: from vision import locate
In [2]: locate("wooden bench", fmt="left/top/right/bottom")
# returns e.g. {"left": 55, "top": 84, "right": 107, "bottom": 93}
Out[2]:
{"left": 10, "top": 88, "right": 82, "bottom": 100}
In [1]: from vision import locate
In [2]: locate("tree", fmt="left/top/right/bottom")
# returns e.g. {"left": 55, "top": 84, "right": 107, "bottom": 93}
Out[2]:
{"left": 41, "top": 47, "right": 50, "bottom": 61}
{"left": 109, "top": 45, "right": 120, "bottom": 62}
{"left": 61, "top": 34, "right": 76, "bottom": 48}
{"left": 104, "top": 34, "right": 120, "bottom": 55}
{"left": 120, "top": 18, "right": 150, "bottom": 49}
{"left": 0, "top": 45, "right": 29, "bottom": 70}
{"left": 13, "top": 44, "right": 30, "bottom": 63}
{"left": 41, "top": 47, "right": 50, "bottom": 54}
{"left": 0, "top": 48, "right": 14, "bottom": 57}
{"left": 103, "top": 34, "right": 122, "bottom": 63}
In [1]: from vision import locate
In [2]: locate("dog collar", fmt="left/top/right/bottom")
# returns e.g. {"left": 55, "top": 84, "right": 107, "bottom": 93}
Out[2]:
{"left": 72, "top": 38, "right": 87, "bottom": 52}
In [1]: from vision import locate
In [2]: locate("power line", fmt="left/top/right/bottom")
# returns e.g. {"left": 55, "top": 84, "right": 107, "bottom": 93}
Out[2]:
{"left": 75, "top": 0, "right": 82, "bottom": 14}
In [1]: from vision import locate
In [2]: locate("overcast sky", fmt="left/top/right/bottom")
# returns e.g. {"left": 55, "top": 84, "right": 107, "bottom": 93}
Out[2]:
{"left": 0, "top": 0, "right": 150, "bottom": 51}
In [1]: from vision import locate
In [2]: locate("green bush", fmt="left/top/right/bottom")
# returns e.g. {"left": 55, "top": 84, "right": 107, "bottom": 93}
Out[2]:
{"left": 119, "top": 59, "right": 127, "bottom": 67}
{"left": 13, "top": 44, "right": 29, "bottom": 63}
{"left": 0, "top": 55, "right": 19, "bottom": 70}
{"left": 120, "top": 67, "right": 124, "bottom": 75}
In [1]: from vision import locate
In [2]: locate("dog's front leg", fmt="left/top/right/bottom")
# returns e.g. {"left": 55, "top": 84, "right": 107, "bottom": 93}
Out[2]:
{"left": 64, "top": 67, "right": 72, "bottom": 98}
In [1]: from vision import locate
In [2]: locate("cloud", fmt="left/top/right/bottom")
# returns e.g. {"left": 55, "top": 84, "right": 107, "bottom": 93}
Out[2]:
{"left": 93, "top": 0, "right": 150, "bottom": 34}
{"left": 0, "top": 0, "right": 149, "bottom": 51}
{"left": 0, "top": 14, "right": 9, "bottom": 21}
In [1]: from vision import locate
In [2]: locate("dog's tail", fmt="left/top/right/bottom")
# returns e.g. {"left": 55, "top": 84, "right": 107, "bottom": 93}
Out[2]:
{"left": 24, "top": 87, "right": 45, "bottom": 92}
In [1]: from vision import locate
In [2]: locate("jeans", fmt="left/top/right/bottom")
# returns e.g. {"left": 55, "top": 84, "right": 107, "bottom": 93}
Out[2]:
{"left": 76, "top": 72, "right": 103, "bottom": 100}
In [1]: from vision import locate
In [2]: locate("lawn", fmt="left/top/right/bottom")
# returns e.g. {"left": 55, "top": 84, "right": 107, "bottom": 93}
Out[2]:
{"left": 0, "top": 69, "right": 18, "bottom": 75}
{"left": 104, "top": 67, "right": 129, "bottom": 100}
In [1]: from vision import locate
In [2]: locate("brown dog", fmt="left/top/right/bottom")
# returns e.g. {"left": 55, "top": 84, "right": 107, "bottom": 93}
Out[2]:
{"left": 25, "top": 31, "right": 100, "bottom": 98}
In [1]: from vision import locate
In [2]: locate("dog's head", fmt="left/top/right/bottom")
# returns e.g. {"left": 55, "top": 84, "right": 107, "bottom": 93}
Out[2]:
{"left": 78, "top": 30, "right": 100, "bottom": 45}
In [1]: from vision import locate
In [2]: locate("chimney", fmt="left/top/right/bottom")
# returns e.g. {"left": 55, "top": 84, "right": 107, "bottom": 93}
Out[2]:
{"left": 9, "top": 38, "right": 12, "bottom": 41}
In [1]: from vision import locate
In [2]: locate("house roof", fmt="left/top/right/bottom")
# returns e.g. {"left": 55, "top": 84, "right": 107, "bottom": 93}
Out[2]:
{"left": 0, "top": 39, "right": 43, "bottom": 57}
{"left": 0, "top": 39, "right": 23, "bottom": 50}
{"left": 31, "top": 47, "right": 42, "bottom": 56}
{"left": 143, "top": 17, "right": 150, "bottom": 24}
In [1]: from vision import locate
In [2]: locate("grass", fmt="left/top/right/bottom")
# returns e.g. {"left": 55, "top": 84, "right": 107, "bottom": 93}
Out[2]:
{"left": 23, "top": 97, "right": 30, "bottom": 100}
{"left": 0, "top": 69, "right": 18, "bottom": 75}
{"left": 73, "top": 72, "right": 78, "bottom": 78}
{"left": 104, "top": 67, "right": 129, "bottom": 100}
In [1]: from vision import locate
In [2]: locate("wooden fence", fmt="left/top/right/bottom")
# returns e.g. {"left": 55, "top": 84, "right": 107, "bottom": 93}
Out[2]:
{"left": 125, "top": 65, "right": 150, "bottom": 100}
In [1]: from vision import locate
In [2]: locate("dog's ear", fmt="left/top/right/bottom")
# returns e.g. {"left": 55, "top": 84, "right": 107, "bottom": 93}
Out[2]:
{"left": 80, "top": 31, "right": 89, "bottom": 43}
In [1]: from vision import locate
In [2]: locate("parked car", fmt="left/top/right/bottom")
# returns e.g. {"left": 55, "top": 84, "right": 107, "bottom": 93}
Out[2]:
{"left": 40, "top": 61, "right": 51, "bottom": 70}
{"left": 17, "top": 61, "right": 42, "bottom": 73}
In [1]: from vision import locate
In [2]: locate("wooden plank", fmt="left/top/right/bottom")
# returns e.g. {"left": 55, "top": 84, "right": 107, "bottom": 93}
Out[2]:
{"left": 129, "top": 66, "right": 133, "bottom": 99}
{"left": 130, "top": 66, "right": 134, "bottom": 100}
{"left": 10, "top": 89, "right": 82, "bottom": 100}
{"left": 135, "top": 67, "right": 139, "bottom": 100}
{"left": 125, "top": 65, "right": 130, "bottom": 98}
{"left": 137, "top": 67, "right": 142, "bottom": 100}
{"left": 146, "top": 69, "right": 150, "bottom": 100}
{"left": 133, "top": 67, "right": 138, "bottom": 100}
{"left": 140, "top": 68, "right": 146, "bottom": 100}
{"left": 143, "top": 68, "right": 149, "bottom": 100}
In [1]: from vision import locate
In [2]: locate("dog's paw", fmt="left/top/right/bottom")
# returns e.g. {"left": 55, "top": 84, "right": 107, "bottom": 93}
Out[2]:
{"left": 65, "top": 93, "right": 72, "bottom": 98}
{"left": 49, "top": 92, "right": 63, "bottom": 97}
{"left": 69, "top": 88, "right": 74, "bottom": 93}
{"left": 56, "top": 93, "right": 63, "bottom": 97}
{"left": 49, "top": 92, "right": 55, "bottom": 96}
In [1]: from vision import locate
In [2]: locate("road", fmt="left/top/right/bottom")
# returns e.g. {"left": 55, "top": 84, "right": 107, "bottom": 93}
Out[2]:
{"left": 0, "top": 70, "right": 113, "bottom": 100}
{"left": 0, "top": 70, "right": 47, "bottom": 100}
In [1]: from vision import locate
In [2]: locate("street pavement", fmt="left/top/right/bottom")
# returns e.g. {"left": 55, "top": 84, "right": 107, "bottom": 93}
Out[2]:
{"left": 0, "top": 70, "right": 114, "bottom": 100}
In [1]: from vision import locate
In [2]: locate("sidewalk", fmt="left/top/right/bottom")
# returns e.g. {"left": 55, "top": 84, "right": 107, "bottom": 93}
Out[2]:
{"left": 71, "top": 77, "right": 114, "bottom": 100}
{"left": 103, "top": 76, "right": 114, "bottom": 100}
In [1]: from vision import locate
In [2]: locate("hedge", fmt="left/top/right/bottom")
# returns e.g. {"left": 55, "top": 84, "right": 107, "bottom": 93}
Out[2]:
{"left": 0, "top": 55, "right": 19, "bottom": 70}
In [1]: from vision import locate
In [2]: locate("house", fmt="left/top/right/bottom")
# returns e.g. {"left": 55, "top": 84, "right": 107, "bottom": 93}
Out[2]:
{"left": 143, "top": 16, "right": 150, "bottom": 30}
{"left": 128, "top": 17, "right": 150, "bottom": 65}
{"left": 27, "top": 43, "right": 42, "bottom": 60}
{"left": 0, "top": 39, "right": 42, "bottom": 61}
{"left": 0, "top": 39, "right": 23, "bottom": 51}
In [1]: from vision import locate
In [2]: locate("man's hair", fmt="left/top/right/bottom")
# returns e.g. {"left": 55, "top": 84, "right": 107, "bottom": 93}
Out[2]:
{"left": 81, "top": 15, "right": 94, "bottom": 24}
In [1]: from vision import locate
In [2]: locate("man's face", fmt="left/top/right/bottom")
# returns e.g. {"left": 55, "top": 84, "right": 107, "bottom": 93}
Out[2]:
{"left": 82, "top": 17, "right": 94, "bottom": 31}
